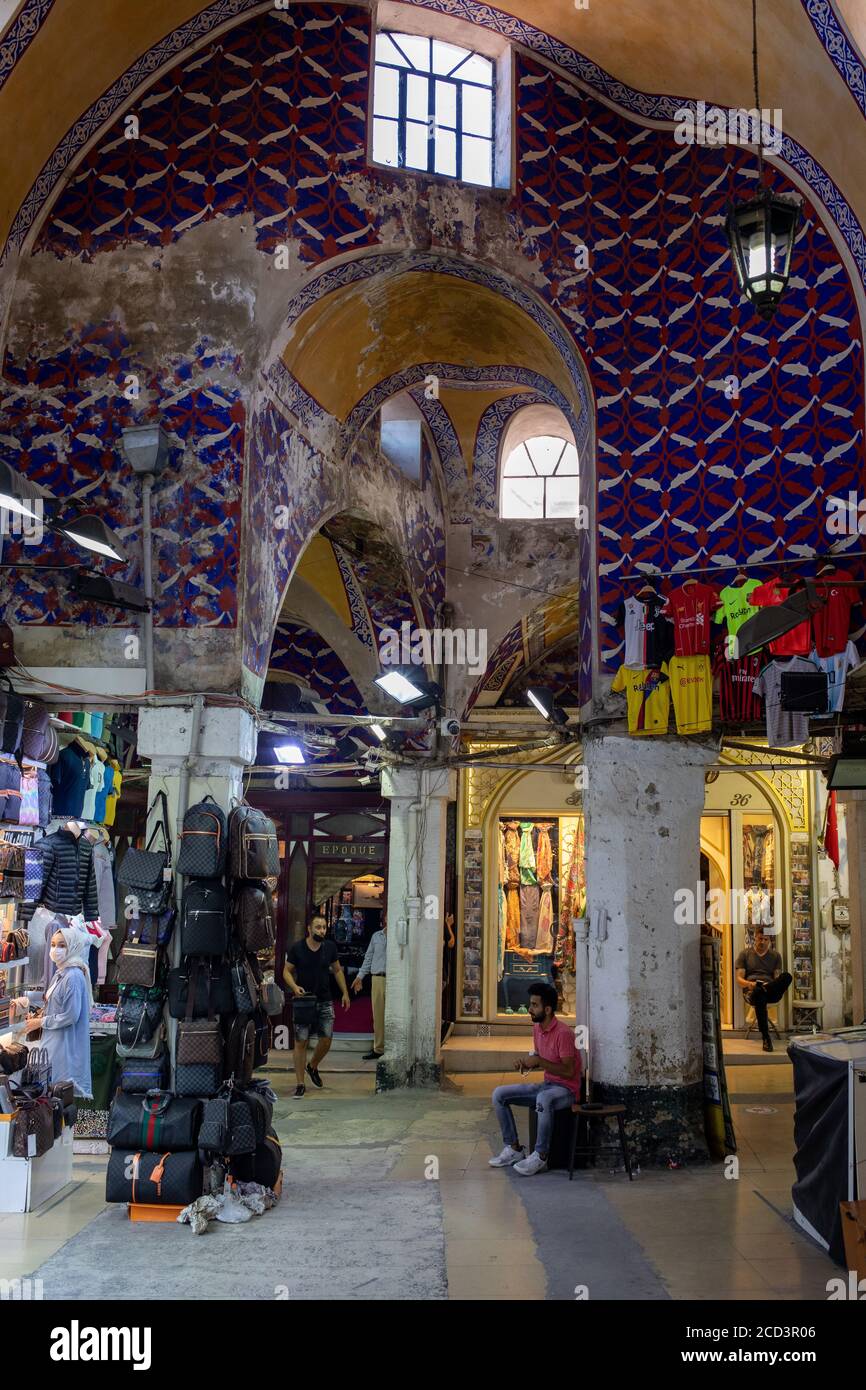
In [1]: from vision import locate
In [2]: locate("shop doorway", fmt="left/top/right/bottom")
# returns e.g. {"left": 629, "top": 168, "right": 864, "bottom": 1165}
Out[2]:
{"left": 313, "top": 871, "right": 384, "bottom": 1035}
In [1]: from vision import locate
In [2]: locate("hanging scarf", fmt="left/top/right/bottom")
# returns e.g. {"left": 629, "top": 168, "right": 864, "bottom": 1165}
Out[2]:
{"left": 535, "top": 823, "right": 554, "bottom": 883}
{"left": 536, "top": 885, "right": 554, "bottom": 953}
{"left": 518, "top": 821, "right": 537, "bottom": 885}
{"left": 503, "top": 821, "right": 521, "bottom": 881}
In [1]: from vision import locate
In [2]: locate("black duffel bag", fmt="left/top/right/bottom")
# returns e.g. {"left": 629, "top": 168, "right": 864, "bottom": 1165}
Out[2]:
{"left": 108, "top": 1091, "right": 201, "bottom": 1152}
{"left": 168, "top": 958, "right": 233, "bottom": 1019}
{"left": 105, "top": 1148, "right": 204, "bottom": 1206}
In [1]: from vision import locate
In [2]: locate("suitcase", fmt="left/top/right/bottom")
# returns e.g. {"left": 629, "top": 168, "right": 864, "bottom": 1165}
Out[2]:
{"left": 105, "top": 1148, "right": 204, "bottom": 1206}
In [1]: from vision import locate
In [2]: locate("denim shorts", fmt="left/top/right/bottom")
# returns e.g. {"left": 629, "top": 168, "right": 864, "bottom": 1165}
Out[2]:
{"left": 293, "top": 1001, "right": 335, "bottom": 1042}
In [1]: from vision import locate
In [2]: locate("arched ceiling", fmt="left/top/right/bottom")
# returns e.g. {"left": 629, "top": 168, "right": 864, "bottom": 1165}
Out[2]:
{"left": 1, "top": 0, "right": 865, "bottom": 266}
{"left": 281, "top": 271, "right": 578, "bottom": 421}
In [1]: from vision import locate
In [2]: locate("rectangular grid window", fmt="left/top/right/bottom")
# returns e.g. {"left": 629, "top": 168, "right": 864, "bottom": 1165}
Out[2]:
{"left": 372, "top": 32, "right": 494, "bottom": 188}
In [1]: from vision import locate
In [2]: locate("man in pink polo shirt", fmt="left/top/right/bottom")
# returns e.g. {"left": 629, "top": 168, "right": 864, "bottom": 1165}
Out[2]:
{"left": 489, "top": 982, "right": 581, "bottom": 1176}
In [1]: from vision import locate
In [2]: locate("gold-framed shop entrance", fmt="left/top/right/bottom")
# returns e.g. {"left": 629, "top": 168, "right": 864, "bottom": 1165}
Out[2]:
{"left": 458, "top": 740, "right": 583, "bottom": 1024}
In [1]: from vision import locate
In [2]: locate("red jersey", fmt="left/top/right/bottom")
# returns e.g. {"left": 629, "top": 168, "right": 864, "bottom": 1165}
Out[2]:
{"left": 662, "top": 582, "right": 719, "bottom": 657}
{"left": 713, "top": 648, "right": 766, "bottom": 722}
{"left": 751, "top": 579, "right": 811, "bottom": 656}
{"left": 812, "top": 571, "right": 856, "bottom": 657}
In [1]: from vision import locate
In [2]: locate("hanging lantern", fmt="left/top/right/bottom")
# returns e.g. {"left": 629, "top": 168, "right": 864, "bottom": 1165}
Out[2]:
{"left": 725, "top": 185, "right": 801, "bottom": 321}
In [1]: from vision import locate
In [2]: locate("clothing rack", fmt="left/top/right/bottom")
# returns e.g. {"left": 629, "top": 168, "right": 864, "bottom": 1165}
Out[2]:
{"left": 624, "top": 550, "right": 866, "bottom": 584}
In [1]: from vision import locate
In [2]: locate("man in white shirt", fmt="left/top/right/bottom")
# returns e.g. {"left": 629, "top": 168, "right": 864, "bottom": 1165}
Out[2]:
{"left": 353, "top": 919, "right": 387, "bottom": 1060}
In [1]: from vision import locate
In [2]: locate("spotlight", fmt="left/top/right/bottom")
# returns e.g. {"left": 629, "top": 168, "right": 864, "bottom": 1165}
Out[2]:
{"left": 0, "top": 461, "right": 42, "bottom": 522}
{"left": 374, "top": 668, "right": 442, "bottom": 710}
{"left": 526, "top": 687, "right": 568, "bottom": 727}
{"left": 70, "top": 573, "right": 149, "bottom": 613}
{"left": 826, "top": 737, "right": 866, "bottom": 791}
{"left": 275, "top": 743, "right": 305, "bottom": 765}
{"left": 370, "top": 723, "right": 387, "bottom": 742}
{"left": 56, "top": 511, "right": 127, "bottom": 563}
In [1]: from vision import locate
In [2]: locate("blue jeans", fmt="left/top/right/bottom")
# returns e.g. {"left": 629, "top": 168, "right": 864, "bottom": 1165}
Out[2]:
{"left": 492, "top": 1082, "right": 574, "bottom": 1157}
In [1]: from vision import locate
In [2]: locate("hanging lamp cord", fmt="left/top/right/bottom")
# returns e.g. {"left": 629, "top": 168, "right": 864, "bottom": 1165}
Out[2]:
{"left": 752, "top": 0, "right": 765, "bottom": 186}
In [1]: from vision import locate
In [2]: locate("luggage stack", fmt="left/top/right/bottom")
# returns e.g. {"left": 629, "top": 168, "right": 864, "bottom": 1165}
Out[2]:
{"left": 106, "top": 796, "right": 282, "bottom": 1209}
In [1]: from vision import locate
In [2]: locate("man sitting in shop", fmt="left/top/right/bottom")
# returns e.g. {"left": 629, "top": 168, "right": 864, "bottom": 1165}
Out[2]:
{"left": 283, "top": 915, "right": 351, "bottom": 1098}
{"left": 489, "top": 982, "right": 581, "bottom": 1176}
{"left": 735, "top": 926, "right": 793, "bottom": 1053}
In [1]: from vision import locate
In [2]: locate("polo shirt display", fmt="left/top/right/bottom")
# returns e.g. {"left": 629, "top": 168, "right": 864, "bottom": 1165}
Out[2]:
{"left": 662, "top": 582, "right": 719, "bottom": 656}
{"left": 611, "top": 664, "right": 670, "bottom": 735}
{"left": 713, "top": 579, "right": 761, "bottom": 659}
{"left": 665, "top": 654, "right": 713, "bottom": 734}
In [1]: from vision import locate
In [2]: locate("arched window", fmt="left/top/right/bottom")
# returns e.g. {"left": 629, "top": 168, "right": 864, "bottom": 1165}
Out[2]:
{"left": 501, "top": 435, "right": 579, "bottom": 519}
{"left": 372, "top": 31, "right": 495, "bottom": 186}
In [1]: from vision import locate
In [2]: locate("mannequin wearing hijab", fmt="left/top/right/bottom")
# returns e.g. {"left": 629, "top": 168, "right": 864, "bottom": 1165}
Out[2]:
{"left": 21, "top": 925, "right": 93, "bottom": 1098}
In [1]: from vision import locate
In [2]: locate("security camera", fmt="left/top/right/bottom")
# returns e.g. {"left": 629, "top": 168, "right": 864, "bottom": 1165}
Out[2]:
{"left": 440, "top": 717, "right": 461, "bottom": 737}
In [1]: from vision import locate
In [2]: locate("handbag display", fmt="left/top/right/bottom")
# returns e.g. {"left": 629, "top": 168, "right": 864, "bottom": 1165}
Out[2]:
{"left": 168, "top": 958, "right": 233, "bottom": 1019}
{"left": 175, "top": 1062, "right": 222, "bottom": 1098}
{"left": 108, "top": 1091, "right": 202, "bottom": 1152}
{"left": 180, "top": 879, "right": 229, "bottom": 957}
{"left": 116, "top": 936, "right": 161, "bottom": 989}
{"left": 117, "top": 790, "right": 172, "bottom": 896}
{"left": 176, "top": 796, "right": 228, "bottom": 878}
{"left": 119, "top": 1048, "right": 170, "bottom": 1095}
{"left": 232, "top": 881, "right": 275, "bottom": 953}
{"left": 105, "top": 1148, "right": 204, "bottom": 1206}
{"left": 22, "top": 1046, "right": 52, "bottom": 1088}
{"left": 228, "top": 803, "right": 279, "bottom": 880}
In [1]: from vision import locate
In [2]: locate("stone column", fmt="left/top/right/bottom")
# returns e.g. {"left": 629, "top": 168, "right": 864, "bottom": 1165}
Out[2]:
{"left": 582, "top": 733, "right": 716, "bottom": 1164}
{"left": 378, "top": 767, "right": 456, "bottom": 1090}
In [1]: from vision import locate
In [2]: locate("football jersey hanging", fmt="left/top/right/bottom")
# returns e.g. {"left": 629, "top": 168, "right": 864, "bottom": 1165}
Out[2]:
{"left": 611, "top": 664, "right": 671, "bottom": 735}
{"left": 752, "top": 656, "right": 820, "bottom": 747}
{"left": 615, "top": 594, "right": 674, "bottom": 668}
{"left": 712, "top": 648, "right": 766, "bottom": 723}
{"left": 662, "top": 582, "right": 719, "bottom": 657}
{"left": 750, "top": 578, "right": 812, "bottom": 656}
{"left": 713, "top": 578, "right": 761, "bottom": 659}
{"left": 810, "top": 641, "right": 859, "bottom": 713}
{"left": 665, "top": 654, "right": 713, "bottom": 734}
{"left": 812, "top": 570, "right": 856, "bottom": 656}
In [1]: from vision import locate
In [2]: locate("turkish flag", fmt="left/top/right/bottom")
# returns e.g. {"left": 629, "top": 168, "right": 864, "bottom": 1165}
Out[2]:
{"left": 824, "top": 791, "right": 840, "bottom": 871}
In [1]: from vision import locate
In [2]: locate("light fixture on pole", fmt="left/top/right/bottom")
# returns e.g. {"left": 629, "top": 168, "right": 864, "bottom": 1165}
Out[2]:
{"left": 725, "top": 0, "right": 800, "bottom": 321}
{"left": 526, "top": 687, "right": 569, "bottom": 727}
{"left": 274, "top": 743, "right": 306, "bottom": 765}
{"left": 54, "top": 511, "right": 127, "bottom": 563}
{"left": 0, "top": 461, "right": 42, "bottom": 523}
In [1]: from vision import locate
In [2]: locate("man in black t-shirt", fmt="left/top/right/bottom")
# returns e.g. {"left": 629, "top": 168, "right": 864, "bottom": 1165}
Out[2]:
{"left": 283, "top": 915, "right": 350, "bottom": 1097}
{"left": 735, "top": 927, "right": 792, "bottom": 1053}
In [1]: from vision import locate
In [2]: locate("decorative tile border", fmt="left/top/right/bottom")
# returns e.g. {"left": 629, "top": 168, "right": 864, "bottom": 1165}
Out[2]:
{"left": 0, "top": 0, "right": 55, "bottom": 95}
{"left": 802, "top": 0, "right": 866, "bottom": 120}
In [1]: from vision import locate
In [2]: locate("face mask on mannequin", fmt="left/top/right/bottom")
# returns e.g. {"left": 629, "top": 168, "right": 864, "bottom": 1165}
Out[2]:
{"left": 50, "top": 946, "right": 68, "bottom": 965}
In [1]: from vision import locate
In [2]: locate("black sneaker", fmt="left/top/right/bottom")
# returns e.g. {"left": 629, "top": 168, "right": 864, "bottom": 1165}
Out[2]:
{"left": 762, "top": 1037, "right": 773, "bottom": 1053}
{"left": 362, "top": 1051, "right": 382, "bottom": 1061}
{"left": 306, "top": 1065, "right": 323, "bottom": 1089}
{"left": 292, "top": 1084, "right": 306, "bottom": 1098}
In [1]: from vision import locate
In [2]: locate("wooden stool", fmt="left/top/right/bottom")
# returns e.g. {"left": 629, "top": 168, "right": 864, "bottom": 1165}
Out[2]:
{"left": 568, "top": 1103, "right": 634, "bottom": 1181}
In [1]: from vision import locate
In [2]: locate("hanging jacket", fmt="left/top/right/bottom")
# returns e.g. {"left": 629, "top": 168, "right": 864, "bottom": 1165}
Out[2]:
{"left": 38, "top": 829, "right": 100, "bottom": 917}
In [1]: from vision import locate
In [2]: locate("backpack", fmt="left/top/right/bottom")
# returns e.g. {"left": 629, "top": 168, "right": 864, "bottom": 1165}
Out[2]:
{"left": 232, "top": 881, "right": 275, "bottom": 953}
{"left": 176, "top": 795, "right": 227, "bottom": 878}
{"left": 228, "top": 803, "right": 279, "bottom": 880}
{"left": 222, "top": 1014, "right": 255, "bottom": 1085}
{"left": 180, "top": 878, "right": 229, "bottom": 957}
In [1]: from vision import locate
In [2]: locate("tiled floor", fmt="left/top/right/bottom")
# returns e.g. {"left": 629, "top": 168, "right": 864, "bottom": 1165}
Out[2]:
{"left": 0, "top": 1056, "right": 841, "bottom": 1300}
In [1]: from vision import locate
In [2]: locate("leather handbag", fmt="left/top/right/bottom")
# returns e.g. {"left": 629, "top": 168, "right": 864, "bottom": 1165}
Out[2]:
{"left": 116, "top": 986, "right": 166, "bottom": 1057}
{"left": 292, "top": 994, "right": 319, "bottom": 1030}
{"left": 168, "top": 958, "right": 233, "bottom": 1020}
{"left": 119, "top": 1048, "right": 170, "bottom": 1094}
{"left": 134, "top": 909, "right": 175, "bottom": 948}
{"left": 232, "top": 882, "right": 275, "bottom": 954}
{"left": 11, "top": 1097, "right": 54, "bottom": 1157}
{"left": 229, "top": 950, "right": 259, "bottom": 1015}
{"left": 20, "top": 698, "right": 50, "bottom": 761}
{"left": 48, "top": 1079, "right": 75, "bottom": 1108}
{"left": 117, "top": 791, "right": 172, "bottom": 894}
{"left": 175, "top": 1062, "right": 222, "bottom": 1098}
{"left": 176, "top": 962, "right": 222, "bottom": 1067}
{"left": 108, "top": 1091, "right": 202, "bottom": 1152}
{"left": 261, "top": 979, "right": 284, "bottom": 1017}
{"left": 116, "top": 934, "right": 161, "bottom": 989}
{"left": 105, "top": 1148, "right": 204, "bottom": 1206}
{"left": 22, "top": 1046, "right": 52, "bottom": 1088}
{"left": 0, "top": 1041, "right": 28, "bottom": 1075}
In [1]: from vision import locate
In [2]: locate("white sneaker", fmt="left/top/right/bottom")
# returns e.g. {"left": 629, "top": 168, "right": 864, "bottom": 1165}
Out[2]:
{"left": 489, "top": 1144, "right": 525, "bottom": 1168}
{"left": 513, "top": 1150, "right": 548, "bottom": 1176}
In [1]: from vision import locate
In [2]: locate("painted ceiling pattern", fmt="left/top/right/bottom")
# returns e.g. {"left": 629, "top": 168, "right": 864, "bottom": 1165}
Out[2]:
{"left": 269, "top": 619, "right": 365, "bottom": 715}
{"left": 0, "top": 326, "right": 243, "bottom": 626}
